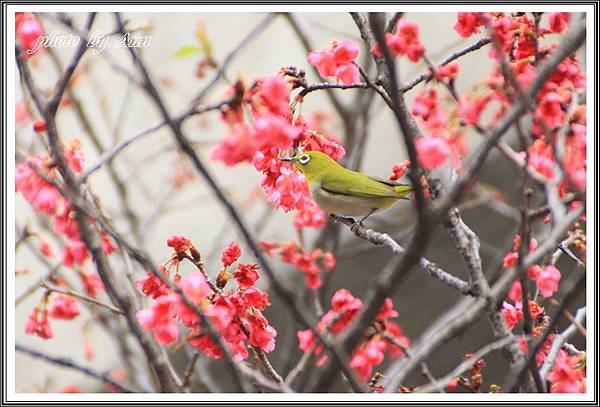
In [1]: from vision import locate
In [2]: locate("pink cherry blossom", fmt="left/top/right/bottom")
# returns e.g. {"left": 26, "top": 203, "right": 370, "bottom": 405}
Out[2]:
{"left": 48, "top": 295, "right": 80, "bottom": 320}
{"left": 536, "top": 265, "right": 561, "bottom": 298}
{"left": 415, "top": 137, "right": 450, "bottom": 169}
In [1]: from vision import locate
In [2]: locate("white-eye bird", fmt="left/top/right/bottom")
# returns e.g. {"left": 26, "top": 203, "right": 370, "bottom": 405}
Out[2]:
{"left": 281, "top": 151, "right": 413, "bottom": 224}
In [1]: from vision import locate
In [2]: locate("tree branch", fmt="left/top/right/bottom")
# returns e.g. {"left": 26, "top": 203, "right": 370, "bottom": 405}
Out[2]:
{"left": 416, "top": 335, "right": 521, "bottom": 393}
{"left": 330, "top": 214, "right": 470, "bottom": 294}
{"left": 16, "top": 344, "right": 136, "bottom": 393}
{"left": 41, "top": 281, "right": 124, "bottom": 315}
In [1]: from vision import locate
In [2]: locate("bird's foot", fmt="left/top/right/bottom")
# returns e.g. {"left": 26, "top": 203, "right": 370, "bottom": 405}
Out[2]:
{"left": 350, "top": 220, "right": 363, "bottom": 234}
{"left": 329, "top": 214, "right": 355, "bottom": 224}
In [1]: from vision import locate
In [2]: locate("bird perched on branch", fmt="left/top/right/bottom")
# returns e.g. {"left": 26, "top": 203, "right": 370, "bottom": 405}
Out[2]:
{"left": 280, "top": 151, "right": 413, "bottom": 227}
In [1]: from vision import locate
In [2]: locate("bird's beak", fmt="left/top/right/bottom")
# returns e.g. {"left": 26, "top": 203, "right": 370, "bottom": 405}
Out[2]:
{"left": 279, "top": 156, "right": 295, "bottom": 162}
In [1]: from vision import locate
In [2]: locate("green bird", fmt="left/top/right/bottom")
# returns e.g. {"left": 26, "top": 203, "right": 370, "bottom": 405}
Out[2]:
{"left": 280, "top": 151, "right": 413, "bottom": 224}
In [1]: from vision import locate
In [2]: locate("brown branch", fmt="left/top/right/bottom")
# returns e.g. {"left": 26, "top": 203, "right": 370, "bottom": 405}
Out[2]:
{"left": 79, "top": 97, "right": 236, "bottom": 182}
{"left": 41, "top": 281, "right": 124, "bottom": 315}
{"left": 528, "top": 193, "right": 584, "bottom": 220}
{"left": 400, "top": 38, "right": 492, "bottom": 93}
{"left": 74, "top": 13, "right": 275, "bottom": 182}
{"left": 188, "top": 12, "right": 278, "bottom": 108}
{"left": 182, "top": 351, "right": 201, "bottom": 391}
{"left": 443, "top": 206, "right": 532, "bottom": 390}
{"left": 366, "top": 12, "right": 428, "bottom": 216}
{"left": 256, "top": 347, "right": 284, "bottom": 384}
{"left": 330, "top": 214, "right": 471, "bottom": 294}
{"left": 16, "top": 262, "right": 62, "bottom": 306}
{"left": 416, "top": 335, "right": 521, "bottom": 393}
{"left": 381, "top": 332, "right": 437, "bottom": 388}
{"left": 385, "top": 12, "right": 404, "bottom": 33}
{"left": 46, "top": 13, "right": 96, "bottom": 116}
{"left": 45, "top": 47, "right": 142, "bottom": 240}
{"left": 16, "top": 344, "right": 136, "bottom": 393}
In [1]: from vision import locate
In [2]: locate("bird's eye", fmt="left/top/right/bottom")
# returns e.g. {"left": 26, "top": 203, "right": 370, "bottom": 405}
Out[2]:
{"left": 299, "top": 154, "right": 311, "bottom": 165}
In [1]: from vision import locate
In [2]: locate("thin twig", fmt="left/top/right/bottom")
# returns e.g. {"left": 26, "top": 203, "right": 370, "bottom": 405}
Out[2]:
{"left": 416, "top": 336, "right": 520, "bottom": 393}
{"left": 16, "top": 344, "right": 136, "bottom": 393}
{"left": 41, "top": 281, "right": 124, "bottom": 315}
{"left": 329, "top": 214, "right": 471, "bottom": 294}
{"left": 400, "top": 38, "right": 492, "bottom": 92}
{"left": 182, "top": 351, "right": 201, "bottom": 390}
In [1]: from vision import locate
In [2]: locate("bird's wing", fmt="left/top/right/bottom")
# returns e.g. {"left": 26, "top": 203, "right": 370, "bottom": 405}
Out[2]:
{"left": 368, "top": 175, "right": 413, "bottom": 198}
{"left": 367, "top": 175, "right": 411, "bottom": 188}
{"left": 320, "top": 171, "right": 401, "bottom": 198}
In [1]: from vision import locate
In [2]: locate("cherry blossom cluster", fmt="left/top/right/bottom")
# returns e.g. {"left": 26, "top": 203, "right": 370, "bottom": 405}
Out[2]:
{"left": 455, "top": 12, "right": 586, "bottom": 193}
{"left": 499, "top": 231, "right": 587, "bottom": 393}
{"left": 547, "top": 349, "right": 586, "bottom": 393}
{"left": 371, "top": 19, "right": 425, "bottom": 63}
{"left": 16, "top": 140, "right": 116, "bottom": 268}
{"left": 307, "top": 39, "right": 360, "bottom": 85}
{"left": 411, "top": 86, "right": 467, "bottom": 170}
{"left": 296, "top": 289, "right": 410, "bottom": 382}
{"left": 259, "top": 240, "right": 336, "bottom": 289}
{"left": 25, "top": 291, "right": 81, "bottom": 340}
{"left": 19, "top": 141, "right": 111, "bottom": 340}
{"left": 406, "top": 12, "right": 586, "bottom": 196}
{"left": 446, "top": 355, "right": 487, "bottom": 392}
{"left": 135, "top": 237, "right": 277, "bottom": 361}
{"left": 501, "top": 236, "right": 553, "bottom": 334}
{"left": 210, "top": 75, "right": 345, "bottom": 230}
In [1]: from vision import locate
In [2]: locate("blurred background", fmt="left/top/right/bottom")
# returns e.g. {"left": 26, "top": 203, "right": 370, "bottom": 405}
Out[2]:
{"left": 14, "top": 11, "right": 585, "bottom": 392}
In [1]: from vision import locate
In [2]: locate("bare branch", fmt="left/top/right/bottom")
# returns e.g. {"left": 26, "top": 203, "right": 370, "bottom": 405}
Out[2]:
{"left": 400, "top": 38, "right": 492, "bottom": 93}
{"left": 16, "top": 344, "right": 136, "bottom": 393}
{"left": 41, "top": 281, "right": 124, "bottom": 315}
{"left": 416, "top": 335, "right": 520, "bottom": 393}
{"left": 330, "top": 214, "right": 470, "bottom": 294}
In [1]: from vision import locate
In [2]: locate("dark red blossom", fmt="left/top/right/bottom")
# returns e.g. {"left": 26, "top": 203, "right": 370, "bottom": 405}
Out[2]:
{"left": 549, "top": 13, "right": 570, "bottom": 33}
{"left": 547, "top": 350, "right": 586, "bottom": 393}
{"left": 166, "top": 235, "right": 192, "bottom": 254}
{"left": 48, "top": 295, "right": 80, "bottom": 320}
{"left": 233, "top": 263, "right": 260, "bottom": 289}
{"left": 221, "top": 242, "right": 242, "bottom": 267}
{"left": 453, "top": 12, "right": 484, "bottom": 38}
{"left": 25, "top": 307, "right": 53, "bottom": 339}
{"left": 389, "top": 160, "right": 410, "bottom": 181}
{"left": 135, "top": 265, "right": 171, "bottom": 299}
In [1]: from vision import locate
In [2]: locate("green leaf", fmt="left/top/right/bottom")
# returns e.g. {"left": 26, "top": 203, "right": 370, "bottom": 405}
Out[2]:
{"left": 174, "top": 44, "right": 201, "bottom": 58}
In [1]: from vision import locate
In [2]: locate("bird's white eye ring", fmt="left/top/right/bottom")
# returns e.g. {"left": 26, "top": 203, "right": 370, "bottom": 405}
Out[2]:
{"left": 299, "top": 154, "right": 310, "bottom": 165}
